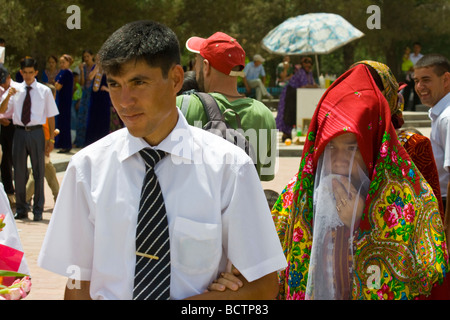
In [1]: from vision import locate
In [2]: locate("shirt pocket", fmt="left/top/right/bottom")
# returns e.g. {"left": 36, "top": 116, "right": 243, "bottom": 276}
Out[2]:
{"left": 172, "top": 217, "right": 221, "bottom": 275}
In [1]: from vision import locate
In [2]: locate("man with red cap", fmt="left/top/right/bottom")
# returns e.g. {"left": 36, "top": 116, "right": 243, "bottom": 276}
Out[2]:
{"left": 177, "top": 32, "right": 277, "bottom": 181}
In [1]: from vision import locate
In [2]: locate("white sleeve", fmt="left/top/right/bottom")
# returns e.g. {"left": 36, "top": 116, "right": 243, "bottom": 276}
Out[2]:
{"left": 38, "top": 159, "right": 94, "bottom": 280}
{"left": 441, "top": 116, "right": 450, "bottom": 171}
{"left": 221, "top": 161, "right": 287, "bottom": 282}
{"left": 44, "top": 88, "right": 59, "bottom": 118}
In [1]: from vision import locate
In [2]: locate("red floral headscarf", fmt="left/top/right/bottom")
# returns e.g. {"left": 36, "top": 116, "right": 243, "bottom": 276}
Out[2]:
{"left": 272, "top": 64, "right": 448, "bottom": 300}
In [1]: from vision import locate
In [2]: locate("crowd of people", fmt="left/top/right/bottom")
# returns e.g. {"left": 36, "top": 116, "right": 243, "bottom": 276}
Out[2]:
{"left": 0, "top": 20, "right": 449, "bottom": 301}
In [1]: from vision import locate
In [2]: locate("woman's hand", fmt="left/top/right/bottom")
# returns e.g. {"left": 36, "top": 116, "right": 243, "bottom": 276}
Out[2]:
{"left": 332, "top": 175, "right": 365, "bottom": 228}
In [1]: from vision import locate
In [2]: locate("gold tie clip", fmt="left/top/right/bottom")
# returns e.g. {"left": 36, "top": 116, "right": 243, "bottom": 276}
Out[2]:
{"left": 136, "top": 251, "right": 159, "bottom": 260}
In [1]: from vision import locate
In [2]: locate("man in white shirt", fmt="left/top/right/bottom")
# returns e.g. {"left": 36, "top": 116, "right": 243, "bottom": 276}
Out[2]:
{"left": 407, "top": 42, "right": 424, "bottom": 111}
{"left": 242, "top": 54, "right": 273, "bottom": 101}
{"left": 0, "top": 66, "right": 19, "bottom": 208}
{"left": 409, "top": 42, "right": 424, "bottom": 65}
{"left": 0, "top": 58, "right": 59, "bottom": 221}
{"left": 414, "top": 53, "right": 450, "bottom": 243}
{"left": 38, "top": 20, "right": 287, "bottom": 300}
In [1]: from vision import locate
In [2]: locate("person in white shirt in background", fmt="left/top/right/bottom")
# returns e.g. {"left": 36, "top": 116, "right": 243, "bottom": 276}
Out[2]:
{"left": 242, "top": 54, "right": 273, "bottom": 101}
{"left": 0, "top": 38, "right": 5, "bottom": 65}
{"left": 0, "top": 66, "right": 19, "bottom": 209}
{"left": 414, "top": 53, "right": 450, "bottom": 247}
{"left": 38, "top": 20, "right": 286, "bottom": 300}
{"left": 409, "top": 42, "right": 424, "bottom": 65}
{"left": 405, "top": 42, "right": 424, "bottom": 111}
{"left": 0, "top": 58, "right": 58, "bottom": 222}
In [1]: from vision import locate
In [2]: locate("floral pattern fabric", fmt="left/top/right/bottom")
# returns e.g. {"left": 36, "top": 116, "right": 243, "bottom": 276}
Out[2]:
{"left": 272, "top": 65, "right": 448, "bottom": 300}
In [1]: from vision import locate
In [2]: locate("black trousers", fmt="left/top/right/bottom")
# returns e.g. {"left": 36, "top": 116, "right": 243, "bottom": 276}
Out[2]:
{"left": 12, "top": 126, "right": 45, "bottom": 215}
{"left": 0, "top": 121, "right": 15, "bottom": 194}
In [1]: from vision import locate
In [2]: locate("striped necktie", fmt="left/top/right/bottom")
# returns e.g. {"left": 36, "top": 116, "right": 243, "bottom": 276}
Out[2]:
{"left": 133, "top": 148, "right": 170, "bottom": 300}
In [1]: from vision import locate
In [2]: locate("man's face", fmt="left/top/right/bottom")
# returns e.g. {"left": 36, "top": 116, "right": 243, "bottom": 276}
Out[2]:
{"left": 20, "top": 67, "right": 38, "bottom": 86}
{"left": 106, "top": 59, "right": 183, "bottom": 145}
{"left": 0, "top": 75, "right": 11, "bottom": 90}
{"left": 414, "top": 67, "right": 450, "bottom": 107}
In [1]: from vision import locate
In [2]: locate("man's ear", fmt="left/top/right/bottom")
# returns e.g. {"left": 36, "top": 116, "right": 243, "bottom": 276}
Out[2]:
{"left": 444, "top": 71, "right": 450, "bottom": 92}
{"left": 203, "top": 59, "right": 211, "bottom": 76}
{"left": 171, "top": 64, "right": 184, "bottom": 93}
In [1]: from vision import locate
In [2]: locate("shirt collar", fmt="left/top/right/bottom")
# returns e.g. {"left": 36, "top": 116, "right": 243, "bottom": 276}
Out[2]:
{"left": 429, "top": 92, "right": 450, "bottom": 120}
{"left": 118, "top": 108, "right": 195, "bottom": 163}
{"left": 20, "top": 79, "right": 37, "bottom": 90}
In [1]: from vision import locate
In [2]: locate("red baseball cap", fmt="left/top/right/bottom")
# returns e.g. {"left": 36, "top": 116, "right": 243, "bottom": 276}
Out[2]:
{"left": 186, "top": 32, "right": 246, "bottom": 77}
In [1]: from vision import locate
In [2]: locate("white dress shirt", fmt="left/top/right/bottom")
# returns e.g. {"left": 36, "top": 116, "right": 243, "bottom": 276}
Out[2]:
{"left": 429, "top": 92, "right": 450, "bottom": 197}
{"left": 3, "top": 79, "right": 58, "bottom": 126}
{"left": 38, "top": 109, "right": 287, "bottom": 300}
{"left": 0, "top": 80, "right": 20, "bottom": 120}
{"left": 409, "top": 52, "right": 424, "bottom": 65}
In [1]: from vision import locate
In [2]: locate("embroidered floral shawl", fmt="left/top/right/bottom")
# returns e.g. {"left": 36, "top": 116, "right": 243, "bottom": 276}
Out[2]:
{"left": 272, "top": 64, "right": 448, "bottom": 300}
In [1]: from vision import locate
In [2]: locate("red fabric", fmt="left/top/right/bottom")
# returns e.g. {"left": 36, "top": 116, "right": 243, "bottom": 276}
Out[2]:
{"left": 0, "top": 243, "right": 24, "bottom": 286}
{"left": 297, "top": 64, "right": 418, "bottom": 232}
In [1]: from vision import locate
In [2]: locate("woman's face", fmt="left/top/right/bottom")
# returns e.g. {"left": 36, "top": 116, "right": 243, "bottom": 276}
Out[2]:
{"left": 83, "top": 52, "right": 94, "bottom": 64}
{"left": 326, "top": 133, "right": 367, "bottom": 180}
{"left": 47, "top": 57, "right": 57, "bottom": 70}
{"left": 301, "top": 57, "right": 313, "bottom": 72}
{"left": 59, "top": 57, "right": 69, "bottom": 70}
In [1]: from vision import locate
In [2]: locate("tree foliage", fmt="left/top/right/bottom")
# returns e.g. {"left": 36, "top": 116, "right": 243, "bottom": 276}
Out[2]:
{"left": 0, "top": 0, "right": 448, "bottom": 82}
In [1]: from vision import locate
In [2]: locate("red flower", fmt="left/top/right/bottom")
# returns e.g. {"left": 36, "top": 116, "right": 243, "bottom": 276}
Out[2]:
{"left": 403, "top": 203, "right": 415, "bottom": 223}
{"left": 377, "top": 284, "right": 394, "bottom": 300}
{"left": 380, "top": 141, "right": 389, "bottom": 158}
{"left": 293, "top": 227, "right": 304, "bottom": 242}
{"left": 383, "top": 203, "right": 400, "bottom": 228}
{"left": 303, "top": 154, "right": 314, "bottom": 174}
{"left": 282, "top": 191, "right": 294, "bottom": 209}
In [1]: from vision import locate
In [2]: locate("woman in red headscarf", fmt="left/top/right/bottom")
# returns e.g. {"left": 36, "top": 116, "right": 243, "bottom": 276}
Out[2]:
{"left": 272, "top": 64, "right": 448, "bottom": 300}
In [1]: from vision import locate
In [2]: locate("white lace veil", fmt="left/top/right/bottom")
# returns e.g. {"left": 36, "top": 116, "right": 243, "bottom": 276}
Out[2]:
{"left": 305, "top": 141, "right": 370, "bottom": 300}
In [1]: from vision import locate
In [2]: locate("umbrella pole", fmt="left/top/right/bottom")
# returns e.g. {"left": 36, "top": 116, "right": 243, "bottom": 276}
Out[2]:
{"left": 315, "top": 55, "right": 320, "bottom": 80}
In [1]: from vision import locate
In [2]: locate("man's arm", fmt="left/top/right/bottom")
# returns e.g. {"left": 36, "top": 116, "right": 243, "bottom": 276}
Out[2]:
{"left": 242, "top": 77, "right": 251, "bottom": 93}
{"left": 64, "top": 280, "right": 92, "bottom": 300}
{"left": 0, "top": 87, "right": 16, "bottom": 113}
{"left": 185, "top": 271, "right": 279, "bottom": 300}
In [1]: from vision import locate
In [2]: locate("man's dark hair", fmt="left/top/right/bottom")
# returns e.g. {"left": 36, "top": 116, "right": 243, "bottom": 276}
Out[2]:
{"left": 20, "top": 57, "right": 38, "bottom": 70}
{"left": 98, "top": 20, "right": 181, "bottom": 78}
{"left": 415, "top": 54, "right": 450, "bottom": 76}
{"left": 0, "top": 38, "right": 5, "bottom": 45}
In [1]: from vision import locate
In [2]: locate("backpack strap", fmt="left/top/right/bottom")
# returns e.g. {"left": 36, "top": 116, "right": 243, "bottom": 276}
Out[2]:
{"left": 180, "top": 94, "right": 191, "bottom": 116}
{"left": 194, "top": 92, "right": 244, "bottom": 129}
{"left": 194, "top": 92, "right": 224, "bottom": 122}
{"left": 223, "top": 109, "right": 243, "bottom": 129}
